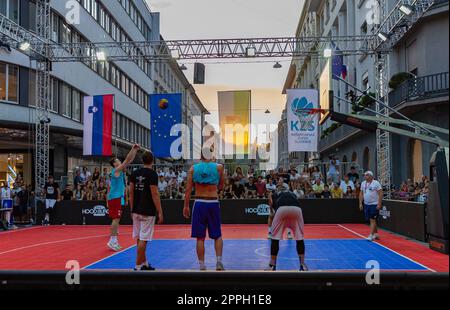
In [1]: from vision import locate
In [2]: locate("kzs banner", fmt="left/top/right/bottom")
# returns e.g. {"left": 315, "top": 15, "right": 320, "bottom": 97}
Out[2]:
{"left": 286, "top": 89, "right": 320, "bottom": 153}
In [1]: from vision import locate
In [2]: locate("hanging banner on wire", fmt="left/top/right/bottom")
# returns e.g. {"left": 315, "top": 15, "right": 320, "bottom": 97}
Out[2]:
{"left": 287, "top": 89, "right": 320, "bottom": 153}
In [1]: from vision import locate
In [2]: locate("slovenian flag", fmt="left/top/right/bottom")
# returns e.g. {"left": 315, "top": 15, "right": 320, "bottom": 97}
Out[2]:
{"left": 83, "top": 95, "right": 114, "bottom": 156}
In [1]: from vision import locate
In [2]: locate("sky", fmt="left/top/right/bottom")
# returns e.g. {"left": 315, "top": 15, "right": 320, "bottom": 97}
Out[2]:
{"left": 146, "top": 0, "right": 305, "bottom": 139}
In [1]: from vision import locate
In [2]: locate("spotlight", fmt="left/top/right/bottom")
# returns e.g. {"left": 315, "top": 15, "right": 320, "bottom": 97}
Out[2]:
{"left": 273, "top": 62, "right": 282, "bottom": 69}
{"left": 323, "top": 48, "right": 333, "bottom": 58}
{"left": 246, "top": 47, "right": 256, "bottom": 57}
{"left": 378, "top": 31, "right": 390, "bottom": 42}
{"left": 265, "top": 109, "right": 271, "bottom": 114}
{"left": 399, "top": 4, "right": 414, "bottom": 16}
{"left": 18, "top": 41, "right": 31, "bottom": 51}
{"left": 179, "top": 64, "right": 188, "bottom": 71}
{"left": 96, "top": 51, "right": 107, "bottom": 61}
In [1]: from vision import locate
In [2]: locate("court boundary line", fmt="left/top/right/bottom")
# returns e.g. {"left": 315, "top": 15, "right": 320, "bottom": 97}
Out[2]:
{"left": 0, "top": 226, "right": 44, "bottom": 235}
{"left": 337, "top": 224, "right": 436, "bottom": 272}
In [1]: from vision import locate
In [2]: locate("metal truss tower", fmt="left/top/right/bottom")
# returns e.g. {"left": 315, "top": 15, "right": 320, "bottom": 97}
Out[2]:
{"left": 34, "top": 0, "right": 51, "bottom": 193}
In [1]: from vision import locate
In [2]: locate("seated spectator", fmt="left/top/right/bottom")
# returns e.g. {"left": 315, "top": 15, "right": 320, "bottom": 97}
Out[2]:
{"left": 222, "top": 178, "right": 234, "bottom": 199}
{"left": 92, "top": 167, "right": 100, "bottom": 182}
{"left": 312, "top": 179, "right": 325, "bottom": 198}
{"left": 74, "top": 170, "right": 83, "bottom": 188}
{"left": 233, "top": 167, "right": 245, "bottom": 184}
{"left": 96, "top": 181, "right": 107, "bottom": 201}
{"left": 276, "top": 177, "right": 290, "bottom": 192}
{"left": 344, "top": 186, "right": 355, "bottom": 198}
{"left": 340, "top": 175, "right": 355, "bottom": 195}
{"left": 305, "top": 189, "right": 316, "bottom": 199}
{"left": 293, "top": 183, "right": 305, "bottom": 199}
{"left": 74, "top": 184, "right": 85, "bottom": 201}
{"left": 398, "top": 183, "right": 410, "bottom": 200}
{"left": 232, "top": 180, "right": 245, "bottom": 199}
{"left": 331, "top": 183, "right": 344, "bottom": 198}
{"left": 254, "top": 176, "right": 267, "bottom": 198}
{"left": 300, "top": 168, "right": 310, "bottom": 183}
{"left": 322, "top": 185, "right": 332, "bottom": 199}
{"left": 311, "top": 166, "right": 323, "bottom": 183}
{"left": 266, "top": 177, "right": 277, "bottom": 193}
{"left": 61, "top": 184, "right": 74, "bottom": 201}
{"left": 158, "top": 176, "right": 169, "bottom": 198}
{"left": 245, "top": 177, "right": 257, "bottom": 198}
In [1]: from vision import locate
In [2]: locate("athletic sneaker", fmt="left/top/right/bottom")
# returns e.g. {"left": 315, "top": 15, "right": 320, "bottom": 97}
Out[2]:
{"left": 216, "top": 262, "right": 225, "bottom": 271}
{"left": 42, "top": 219, "right": 49, "bottom": 226}
{"left": 300, "top": 264, "right": 309, "bottom": 272}
{"left": 265, "top": 264, "right": 276, "bottom": 271}
{"left": 373, "top": 233, "right": 380, "bottom": 240}
{"left": 200, "top": 265, "right": 207, "bottom": 271}
{"left": 367, "top": 234, "right": 375, "bottom": 242}
{"left": 107, "top": 241, "right": 122, "bottom": 252}
{"left": 134, "top": 265, "right": 156, "bottom": 271}
{"left": 268, "top": 232, "right": 272, "bottom": 240}
{"left": 287, "top": 231, "right": 293, "bottom": 240}
{"left": 8, "top": 224, "right": 18, "bottom": 230}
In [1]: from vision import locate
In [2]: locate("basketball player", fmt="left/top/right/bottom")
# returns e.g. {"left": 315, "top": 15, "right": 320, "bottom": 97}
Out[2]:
{"left": 43, "top": 176, "right": 60, "bottom": 226}
{"left": 129, "top": 151, "right": 163, "bottom": 271}
{"left": 267, "top": 188, "right": 308, "bottom": 272}
{"left": 183, "top": 147, "right": 225, "bottom": 271}
{"left": 106, "top": 144, "right": 140, "bottom": 251}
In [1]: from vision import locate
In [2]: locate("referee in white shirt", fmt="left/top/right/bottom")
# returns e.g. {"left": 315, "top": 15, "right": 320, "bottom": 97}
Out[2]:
{"left": 359, "top": 171, "right": 383, "bottom": 241}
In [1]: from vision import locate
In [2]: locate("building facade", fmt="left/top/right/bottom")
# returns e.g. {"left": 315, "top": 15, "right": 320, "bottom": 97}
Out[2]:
{"left": 284, "top": 0, "right": 449, "bottom": 184}
{"left": 0, "top": 0, "right": 207, "bottom": 186}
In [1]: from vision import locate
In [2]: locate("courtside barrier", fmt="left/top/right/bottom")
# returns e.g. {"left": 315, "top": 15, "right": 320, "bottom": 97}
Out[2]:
{"left": 36, "top": 199, "right": 364, "bottom": 225}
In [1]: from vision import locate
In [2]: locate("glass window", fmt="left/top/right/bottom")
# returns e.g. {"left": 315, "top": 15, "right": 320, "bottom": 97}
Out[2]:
{"left": 51, "top": 79, "right": 58, "bottom": 112}
{"left": 29, "top": 70, "right": 36, "bottom": 106}
{"left": 9, "top": 0, "right": 19, "bottom": 24}
{"left": 0, "top": 63, "right": 6, "bottom": 101}
{"left": 72, "top": 89, "right": 81, "bottom": 121}
{"left": 60, "top": 83, "right": 72, "bottom": 117}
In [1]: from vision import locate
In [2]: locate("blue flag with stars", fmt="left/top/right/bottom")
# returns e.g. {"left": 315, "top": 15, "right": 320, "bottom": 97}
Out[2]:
{"left": 150, "top": 93, "right": 182, "bottom": 158}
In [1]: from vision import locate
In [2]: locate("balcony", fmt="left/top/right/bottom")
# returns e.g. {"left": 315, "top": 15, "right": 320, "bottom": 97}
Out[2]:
{"left": 319, "top": 124, "right": 360, "bottom": 153}
{"left": 388, "top": 72, "right": 449, "bottom": 108}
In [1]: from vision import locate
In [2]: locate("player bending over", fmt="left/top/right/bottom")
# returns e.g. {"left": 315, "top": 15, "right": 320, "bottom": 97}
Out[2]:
{"left": 106, "top": 144, "right": 140, "bottom": 251}
{"left": 183, "top": 148, "right": 225, "bottom": 271}
{"left": 129, "top": 151, "right": 163, "bottom": 271}
{"left": 267, "top": 188, "right": 308, "bottom": 272}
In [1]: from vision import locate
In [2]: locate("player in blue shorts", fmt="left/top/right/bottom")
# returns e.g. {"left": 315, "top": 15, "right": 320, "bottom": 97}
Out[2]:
{"left": 183, "top": 148, "right": 225, "bottom": 271}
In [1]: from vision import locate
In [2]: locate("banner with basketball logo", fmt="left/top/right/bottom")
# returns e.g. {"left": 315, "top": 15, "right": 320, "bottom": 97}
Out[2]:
{"left": 150, "top": 93, "right": 182, "bottom": 158}
{"left": 286, "top": 89, "right": 320, "bottom": 153}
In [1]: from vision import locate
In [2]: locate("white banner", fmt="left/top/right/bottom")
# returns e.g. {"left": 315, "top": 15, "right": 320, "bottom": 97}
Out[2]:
{"left": 287, "top": 89, "right": 320, "bottom": 153}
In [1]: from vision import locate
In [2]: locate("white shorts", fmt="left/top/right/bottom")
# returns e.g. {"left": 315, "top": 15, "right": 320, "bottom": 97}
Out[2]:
{"left": 132, "top": 213, "right": 156, "bottom": 242}
{"left": 45, "top": 199, "right": 57, "bottom": 209}
{"left": 271, "top": 206, "right": 305, "bottom": 241}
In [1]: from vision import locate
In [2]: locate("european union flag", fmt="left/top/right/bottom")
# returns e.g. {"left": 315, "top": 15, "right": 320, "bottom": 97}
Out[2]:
{"left": 150, "top": 93, "right": 182, "bottom": 158}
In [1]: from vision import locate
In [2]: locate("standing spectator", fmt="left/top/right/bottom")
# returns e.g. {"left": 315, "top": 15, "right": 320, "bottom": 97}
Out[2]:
{"left": 327, "top": 155, "right": 340, "bottom": 184}
{"left": 92, "top": 167, "right": 101, "bottom": 182}
{"left": 17, "top": 184, "right": 30, "bottom": 223}
{"left": 158, "top": 175, "right": 168, "bottom": 199}
{"left": 311, "top": 166, "right": 322, "bottom": 183}
{"left": 347, "top": 166, "right": 360, "bottom": 184}
{"left": 43, "top": 176, "right": 60, "bottom": 226}
{"left": 331, "top": 183, "right": 344, "bottom": 198}
{"left": 233, "top": 167, "right": 245, "bottom": 184}
{"left": 102, "top": 167, "right": 110, "bottom": 180}
{"left": 359, "top": 171, "right": 383, "bottom": 242}
{"left": 61, "top": 184, "right": 74, "bottom": 201}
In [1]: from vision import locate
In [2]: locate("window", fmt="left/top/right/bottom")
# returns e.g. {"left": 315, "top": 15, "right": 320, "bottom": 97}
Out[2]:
{"left": 60, "top": 83, "right": 72, "bottom": 117}
{"left": 51, "top": 79, "right": 59, "bottom": 112}
{"left": 29, "top": 70, "right": 36, "bottom": 106}
{"left": 72, "top": 89, "right": 81, "bottom": 121}
{"left": 0, "top": 62, "right": 19, "bottom": 103}
{"left": 1, "top": 0, "right": 19, "bottom": 23}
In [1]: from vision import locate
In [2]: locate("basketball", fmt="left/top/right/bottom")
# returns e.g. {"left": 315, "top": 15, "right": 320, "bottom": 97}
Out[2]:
{"left": 159, "top": 99, "right": 169, "bottom": 110}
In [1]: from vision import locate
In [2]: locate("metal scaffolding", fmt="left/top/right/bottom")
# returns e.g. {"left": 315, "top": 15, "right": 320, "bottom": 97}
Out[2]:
{"left": 0, "top": 0, "right": 440, "bottom": 195}
{"left": 370, "top": 0, "right": 438, "bottom": 198}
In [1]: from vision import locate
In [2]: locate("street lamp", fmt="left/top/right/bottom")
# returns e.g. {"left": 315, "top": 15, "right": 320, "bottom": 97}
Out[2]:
{"left": 96, "top": 51, "right": 107, "bottom": 61}
{"left": 179, "top": 64, "right": 188, "bottom": 71}
{"left": 265, "top": 109, "right": 271, "bottom": 114}
{"left": 273, "top": 62, "right": 282, "bottom": 69}
{"left": 399, "top": 4, "right": 414, "bottom": 16}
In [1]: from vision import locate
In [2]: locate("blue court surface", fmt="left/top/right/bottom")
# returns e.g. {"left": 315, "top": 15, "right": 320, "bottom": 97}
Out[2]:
{"left": 86, "top": 239, "right": 427, "bottom": 271}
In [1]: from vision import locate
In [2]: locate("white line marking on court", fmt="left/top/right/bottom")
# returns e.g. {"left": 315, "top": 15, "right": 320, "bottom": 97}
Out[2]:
{"left": 0, "top": 234, "right": 111, "bottom": 256}
{"left": 0, "top": 226, "right": 44, "bottom": 235}
{"left": 82, "top": 244, "right": 137, "bottom": 270}
{"left": 337, "top": 224, "right": 436, "bottom": 273}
